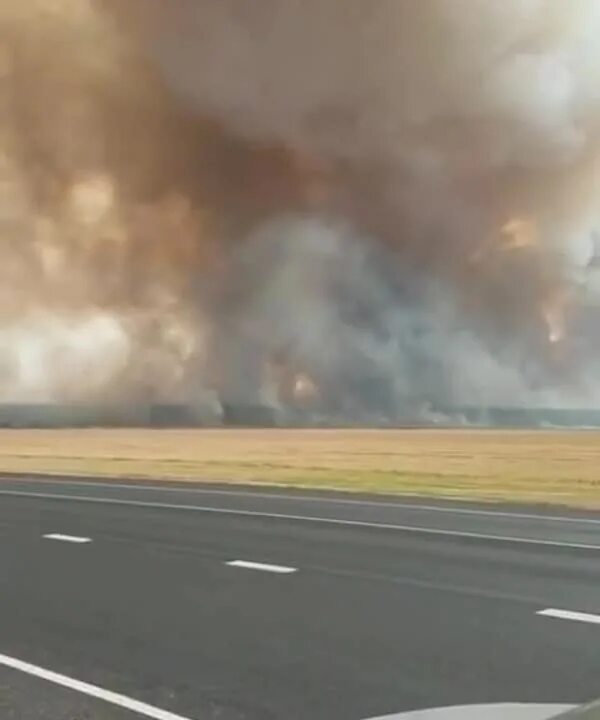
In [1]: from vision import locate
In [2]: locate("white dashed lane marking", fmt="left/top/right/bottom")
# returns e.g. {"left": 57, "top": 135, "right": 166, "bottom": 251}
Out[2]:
{"left": 537, "top": 608, "right": 600, "bottom": 625}
{"left": 43, "top": 534, "right": 92, "bottom": 544}
{"left": 226, "top": 560, "right": 297, "bottom": 574}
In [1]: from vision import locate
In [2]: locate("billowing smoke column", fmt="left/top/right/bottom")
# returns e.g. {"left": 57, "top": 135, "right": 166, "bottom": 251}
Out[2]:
{"left": 2, "top": 0, "right": 600, "bottom": 420}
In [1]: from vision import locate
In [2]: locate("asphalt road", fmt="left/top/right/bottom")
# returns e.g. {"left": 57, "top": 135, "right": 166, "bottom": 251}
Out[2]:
{"left": 0, "top": 476, "right": 597, "bottom": 719}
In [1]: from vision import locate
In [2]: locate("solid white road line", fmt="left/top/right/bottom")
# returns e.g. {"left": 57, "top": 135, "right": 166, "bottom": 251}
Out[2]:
{"left": 42, "top": 533, "right": 91, "bottom": 544}
{"left": 8, "top": 476, "right": 600, "bottom": 525}
{"left": 537, "top": 608, "right": 600, "bottom": 625}
{"left": 1, "top": 489, "right": 598, "bottom": 551}
{"left": 0, "top": 652, "right": 195, "bottom": 720}
{"left": 226, "top": 560, "right": 297, "bottom": 574}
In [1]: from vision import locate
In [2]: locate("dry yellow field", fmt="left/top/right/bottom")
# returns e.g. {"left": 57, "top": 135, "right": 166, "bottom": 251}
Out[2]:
{"left": 0, "top": 428, "right": 599, "bottom": 507}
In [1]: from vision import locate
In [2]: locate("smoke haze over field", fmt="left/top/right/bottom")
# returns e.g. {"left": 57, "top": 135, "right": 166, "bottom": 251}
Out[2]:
{"left": 2, "top": 0, "right": 600, "bottom": 419}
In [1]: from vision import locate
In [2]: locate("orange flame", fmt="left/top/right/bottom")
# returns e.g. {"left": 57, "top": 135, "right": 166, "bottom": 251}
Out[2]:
{"left": 500, "top": 216, "right": 539, "bottom": 251}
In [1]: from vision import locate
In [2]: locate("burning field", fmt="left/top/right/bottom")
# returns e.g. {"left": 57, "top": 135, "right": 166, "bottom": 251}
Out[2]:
{"left": 0, "top": 428, "right": 598, "bottom": 508}
{"left": 2, "top": 2, "right": 600, "bottom": 422}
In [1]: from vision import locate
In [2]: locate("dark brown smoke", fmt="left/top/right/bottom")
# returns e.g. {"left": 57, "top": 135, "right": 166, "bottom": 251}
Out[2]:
{"left": 2, "top": 0, "right": 600, "bottom": 414}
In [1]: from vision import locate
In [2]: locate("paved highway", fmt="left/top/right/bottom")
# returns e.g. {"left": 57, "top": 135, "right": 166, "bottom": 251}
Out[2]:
{"left": 0, "top": 476, "right": 597, "bottom": 719}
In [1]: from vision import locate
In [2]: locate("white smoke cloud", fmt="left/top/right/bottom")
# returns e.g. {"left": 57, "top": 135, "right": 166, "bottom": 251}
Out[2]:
{"left": 0, "top": 312, "right": 130, "bottom": 402}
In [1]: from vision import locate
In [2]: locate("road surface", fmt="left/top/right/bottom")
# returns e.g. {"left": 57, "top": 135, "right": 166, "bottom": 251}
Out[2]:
{"left": 0, "top": 476, "right": 597, "bottom": 719}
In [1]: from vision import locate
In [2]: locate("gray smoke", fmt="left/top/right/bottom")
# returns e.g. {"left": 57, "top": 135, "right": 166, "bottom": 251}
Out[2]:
{"left": 112, "top": 0, "right": 600, "bottom": 415}
{"left": 3, "top": 1, "right": 600, "bottom": 419}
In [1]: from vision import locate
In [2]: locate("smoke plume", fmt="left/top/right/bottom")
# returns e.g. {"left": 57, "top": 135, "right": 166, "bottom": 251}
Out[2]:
{"left": 2, "top": 0, "right": 600, "bottom": 418}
